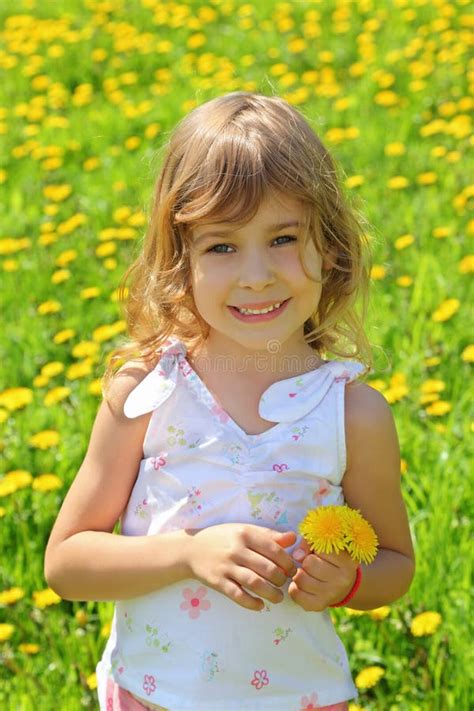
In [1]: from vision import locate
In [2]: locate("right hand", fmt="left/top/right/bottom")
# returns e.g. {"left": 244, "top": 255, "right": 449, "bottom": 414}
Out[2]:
{"left": 185, "top": 523, "right": 298, "bottom": 612}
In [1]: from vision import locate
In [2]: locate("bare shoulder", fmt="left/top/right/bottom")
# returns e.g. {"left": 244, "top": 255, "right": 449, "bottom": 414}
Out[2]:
{"left": 345, "top": 380, "right": 394, "bottom": 428}
{"left": 344, "top": 381, "right": 399, "bottom": 474}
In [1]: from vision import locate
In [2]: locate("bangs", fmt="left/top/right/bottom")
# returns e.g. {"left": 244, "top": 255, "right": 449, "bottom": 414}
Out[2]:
{"left": 173, "top": 130, "right": 306, "bottom": 237}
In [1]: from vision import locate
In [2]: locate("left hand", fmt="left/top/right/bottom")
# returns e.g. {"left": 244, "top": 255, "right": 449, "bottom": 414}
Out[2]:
{"left": 288, "top": 540, "right": 359, "bottom": 611}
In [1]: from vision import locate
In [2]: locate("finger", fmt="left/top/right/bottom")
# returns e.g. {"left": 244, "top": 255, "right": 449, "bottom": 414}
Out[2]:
{"left": 288, "top": 581, "right": 326, "bottom": 612}
{"left": 292, "top": 567, "right": 326, "bottom": 595}
{"left": 314, "top": 550, "right": 357, "bottom": 569}
{"left": 223, "top": 578, "right": 265, "bottom": 612}
{"left": 241, "top": 550, "right": 289, "bottom": 588}
{"left": 252, "top": 531, "right": 298, "bottom": 577}
{"left": 236, "top": 566, "right": 285, "bottom": 605}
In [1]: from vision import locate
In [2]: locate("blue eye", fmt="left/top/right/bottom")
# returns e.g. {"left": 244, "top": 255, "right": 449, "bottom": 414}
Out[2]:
{"left": 273, "top": 235, "right": 297, "bottom": 245}
{"left": 207, "top": 244, "right": 234, "bottom": 254}
{"left": 206, "top": 236, "right": 296, "bottom": 254}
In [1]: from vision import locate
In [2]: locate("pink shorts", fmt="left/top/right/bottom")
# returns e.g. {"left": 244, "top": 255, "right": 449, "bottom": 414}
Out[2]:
{"left": 105, "top": 677, "right": 349, "bottom": 710}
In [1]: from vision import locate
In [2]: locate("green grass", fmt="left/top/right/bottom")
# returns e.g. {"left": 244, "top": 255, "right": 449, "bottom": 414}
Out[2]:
{"left": 0, "top": 0, "right": 472, "bottom": 709}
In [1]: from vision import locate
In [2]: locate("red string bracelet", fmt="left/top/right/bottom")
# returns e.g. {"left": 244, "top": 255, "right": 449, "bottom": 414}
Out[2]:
{"left": 329, "top": 565, "right": 362, "bottom": 608}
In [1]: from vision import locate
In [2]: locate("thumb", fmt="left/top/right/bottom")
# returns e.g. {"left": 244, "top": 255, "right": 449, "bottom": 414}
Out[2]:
{"left": 273, "top": 530, "right": 298, "bottom": 547}
{"left": 291, "top": 538, "right": 311, "bottom": 561}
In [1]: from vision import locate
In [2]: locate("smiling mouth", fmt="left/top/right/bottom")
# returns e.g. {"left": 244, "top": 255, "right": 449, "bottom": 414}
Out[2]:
{"left": 231, "top": 299, "right": 289, "bottom": 315}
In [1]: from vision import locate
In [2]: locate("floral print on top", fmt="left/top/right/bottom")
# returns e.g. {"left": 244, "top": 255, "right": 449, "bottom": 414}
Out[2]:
{"left": 96, "top": 337, "right": 367, "bottom": 710}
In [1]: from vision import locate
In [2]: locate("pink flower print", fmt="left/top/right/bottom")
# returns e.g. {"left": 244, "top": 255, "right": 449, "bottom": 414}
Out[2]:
{"left": 152, "top": 454, "right": 167, "bottom": 470}
{"left": 251, "top": 669, "right": 269, "bottom": 690}
{"left": 334, "top": 369, "right": 350, "bottom": 383}
{"left": 289, "top": 392, "right": 297, "bottom": 398}
{"left": 211, "top": 403, "right": 230, "bottom": 423}
{"left": 312, "top": 480, "right": 331, "bottom": 505}
{"left": 142, "top": 674, "right": 157, "bottom": 696}
{"left": 180, "top": 586, "right": 211, "bottom": 619}
{"left": 178, "top": 360, "right": 193, "bottom": 377}
{"left": 272, "top": 463, "right": 289, "bottom": 473}
{"left": 300, "top": 692, "right": 319, "bottom": 710}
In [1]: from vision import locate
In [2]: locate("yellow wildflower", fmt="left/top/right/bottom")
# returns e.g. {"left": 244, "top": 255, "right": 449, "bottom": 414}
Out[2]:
{"left": 459, "top": 255, "right": 474, "bottom": 273}
{"left": 410, "top": 611, "right": 442, "bottom": 636}
{"left": 0, "top": 587, "right": 25, "bottom": 605}
{"left": 417, "top": 171, "right": 438, "bottom": 185}
{"left": 355, "top": 665, "right": 385, "bottom": 689}
{"left": 368, "top": 606, "right": 390, "bottom": 621}
{"left": 342, "top": 508, "right": 379, "bottom": 564}
{"left": 396, "top": 276, "right": 413, "bottom": 287}
{"left": 0, "top": 624, "right": 15, "bottom": 641}
{"left": 299, "top": 506, "right": 347, "bottom": 554}
{"left": 431, "top": 298, "right": 460, "bottom": 322}
{"left": 370, "top": 265, "right": 386, "bottom": 280}
{"left": 86, "top": 672, "right": 98, "bottom": 690}
{"left": 299, "top": 505, "right": 378, "bottom": 564}
{"left": 53, "top": 328, "right": 76, "bottom": 344}
{"left": 461, "top": 345, "right": 474, "bottom": 362}
{"left": 28, "top": 430, "right": 60, "bottom": 449}
{"left": 72, "top": 341, "right": 100, "bottom": 358}
{"left": 384, "top": 142, "right": 405, "bottom": 156}
{"left": 75, "top": 609, "right": 89, "bottom": 626}
{"left": 32, "top": 474, "right": 62, "bottom": 492}
{"left": 66, "top": 361, "right": 93, "bottom": 380}
{"left": 37, "top": 300, "right": 61, "bottom": 315}
{"left": 395, "top": 234, "right": 414, "bottom": 250}
{"left": 0, "top": 387, "right": 33, "bottom": 411}
{"left": 41, "top": 362, "right": 65, "bottom": 378}
{"left": 4, "top": 470, "right": 32, "bottom": 489}
{"left": 425, "top": 401, "right": 451, "bottom": 416}
{"left": 0, "top": 479, "right": 17, "bottom": 498}
{"left": 32, "top": 588, "right": 61, "bottom": 609}
{"left": 432, "top": 226, "right": 452, "bottom": 239}
{"left": 80, "top": 287, "right": 101, "bottom": 300}
{"left": 18, "top": 643, "right": 40, "bottom": 654}
{"left": 44, "top": 387, "right": 71, "bottom": 406}
{"left": 421, "top": 379, "right": 445, "bottom": 394}
{"left": 387, "top": 176, "right": 409, "bottom": 189}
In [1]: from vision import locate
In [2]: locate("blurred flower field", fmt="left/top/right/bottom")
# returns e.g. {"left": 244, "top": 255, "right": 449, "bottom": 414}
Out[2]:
{"left": 0, "top": 0, "right": 472, "bottom": 709}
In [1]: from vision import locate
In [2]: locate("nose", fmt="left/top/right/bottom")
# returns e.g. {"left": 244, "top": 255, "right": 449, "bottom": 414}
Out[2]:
{"left": 237, "top": 248, "right": 276, "bottom": 290}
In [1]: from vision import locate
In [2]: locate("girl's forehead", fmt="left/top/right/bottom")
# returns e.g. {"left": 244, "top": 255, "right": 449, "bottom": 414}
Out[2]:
{"left": 192, "top": 194, "right": 307, "bottom": 230}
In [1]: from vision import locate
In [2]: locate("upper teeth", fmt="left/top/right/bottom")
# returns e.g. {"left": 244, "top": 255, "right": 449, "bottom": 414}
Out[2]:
{"left": 238, "top": 302, "right": 282, "bottom": 315}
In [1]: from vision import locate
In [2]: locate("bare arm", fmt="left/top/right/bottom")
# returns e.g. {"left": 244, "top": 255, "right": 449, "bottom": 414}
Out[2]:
{"left": 44, "top": 360, "right": 191, "bottom": 601}
{"left": 341, "top": 382, "right": 415, "bottom": 610}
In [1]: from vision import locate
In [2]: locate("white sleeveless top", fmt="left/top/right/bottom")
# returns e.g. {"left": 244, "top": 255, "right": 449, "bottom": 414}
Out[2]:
{"left": 96, "top": 337, "right": 366, "bottom": 710}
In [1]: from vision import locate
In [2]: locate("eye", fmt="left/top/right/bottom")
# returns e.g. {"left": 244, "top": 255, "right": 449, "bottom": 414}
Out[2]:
{"left": 206, "top": 243, "right": 235, "bottom": 254}
{"left": 273, "top": 235, "right": 297, "bottom": 245}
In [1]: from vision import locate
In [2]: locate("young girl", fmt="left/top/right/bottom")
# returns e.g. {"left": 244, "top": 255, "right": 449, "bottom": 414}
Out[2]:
{"left": 44, "top": 91, "right": 415, "bottom": 710}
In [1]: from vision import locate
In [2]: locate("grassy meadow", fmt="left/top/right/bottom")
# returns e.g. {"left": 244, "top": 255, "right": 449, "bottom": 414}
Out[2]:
{"left": 0, "top": 0, "right": 472, "bottom": 709}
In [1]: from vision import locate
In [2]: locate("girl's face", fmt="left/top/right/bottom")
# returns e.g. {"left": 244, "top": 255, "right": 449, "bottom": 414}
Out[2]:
{"left": 189, "top": 192, "right": 327, "bottom": 356}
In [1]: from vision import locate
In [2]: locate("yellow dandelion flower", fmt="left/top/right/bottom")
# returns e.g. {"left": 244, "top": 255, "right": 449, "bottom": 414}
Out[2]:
{"left": 0, "top": 387, "right": 33, "bottom": 411}
{"left": 417, "top": 171, "right": 438, "bottom": 185}
{"left": 424, "top": 356, "right": 441, "bottom": 367}
{"left": 410, "top": 611, "right": 442, "bottom": 636}
{"left": 101, "top": 621, "right": 112, "bottom": 638}
{"left": 459, "top": 255, "right": 474, "bottom": 274}
{"left": 32, "top": 474, "right": 62, "bottom": 492}
{"left": 370, "top": 265, "right": 386, "bottom": 280}
{"left": 75, "top": 609, "right": 89, "bottom": 626}
{"left": 299, "top": 506, "right": 347, "bottom": 554}
{"left": 32, "top": 588, "right": 61, "bottom": 609}
{"left": 37, "top": 300, "right": 61, "bottom": 315}
{"left": 461, "top": 345, "right": 474, "bottom": 362}
{"left": 384, "top": 142, "right": 405, "bottom": 156}
{"left": 395, "top": 234, "right": 415, "bottom": 250}
{"left": 396, "top": 276, "right": 413, "bottom": 287}
{"left": 5, "top": 470, "right": 32, "bottom": 489}
{"left": 421, "top": 379, "right": 445, "bottom": 394}
{"left": 432, "top": 226, "right": 452, "bottom": 239}
{"left": 53, "top": 328, "right": 75, "bottom": 344}
{"left": 425, "top": 401, "right": 452, "bottom": 416}
{"left": 44, "top": 387, "right": 71, "bottom": 406}
{"left": 342, "top": 508, "right": 379, "bottom": 564}
{"left": 431, "top": 298, "right": 460, "bottom": 322}
{"left": 28, "top": 430, "right": 60, "bottom": 450}
{"left": 388, "top": 176, "right": 409, "bottom": 190}
{"left": 368, "top": 606, "right": 390, "bottom": 621}
{"left": 41, "top": 362, "right": 64, "bottom": 378}
{"left": 355, "top": 665, "right": 385, "bottom": 689}
{"left": 0, "top": 478, "right": 17, "bottom": 498}
{"left": 18, "top": 643, "right": 40, "bottom": 654}
{"left": 72, "top": 341, "right": 99, "bottom": 358}
{"left": 66, "top": 361, "right": 93, "bottom": 380}
{"left": 86, "top": 672, "right": 98, "bottom": 690}
{"left": 0, "top": 624, "right": 15, "bottom": 641}
{"left": 0, "top": 587, "right": 25, "bottom": 605}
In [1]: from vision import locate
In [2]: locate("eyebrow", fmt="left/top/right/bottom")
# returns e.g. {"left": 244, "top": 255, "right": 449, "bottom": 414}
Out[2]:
{"left": 194, "top": 220, "right": 302, "bottom": 243}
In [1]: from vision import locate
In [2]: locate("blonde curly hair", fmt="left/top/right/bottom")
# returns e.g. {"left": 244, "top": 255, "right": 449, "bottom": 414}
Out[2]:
{"left": 102, "top": 91, "right": 373, "bottom": 395}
